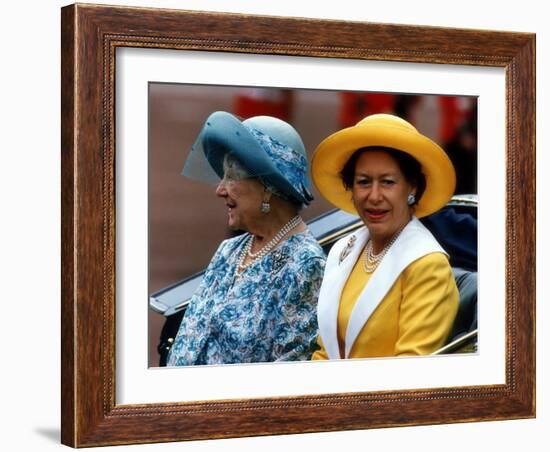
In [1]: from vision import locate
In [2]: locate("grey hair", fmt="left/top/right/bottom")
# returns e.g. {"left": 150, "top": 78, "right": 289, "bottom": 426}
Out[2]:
{"left": 222, "top": 154, "right": 303, "bottom": 211}
{"left": 222, "top": 154, "right": 252, "bottom": 180}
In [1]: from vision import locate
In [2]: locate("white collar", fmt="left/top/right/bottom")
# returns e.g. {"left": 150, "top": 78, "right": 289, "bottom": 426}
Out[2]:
{"left": 317, "top": 217, "right": 446, "bottom": 359}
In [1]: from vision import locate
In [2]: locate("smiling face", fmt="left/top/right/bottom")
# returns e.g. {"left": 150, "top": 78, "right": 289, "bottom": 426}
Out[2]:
{"left": 351, "top": 150, "right": 415, "bottom": 250}
{"left": 215, "top": 157, "right": 267, "bottom": 232}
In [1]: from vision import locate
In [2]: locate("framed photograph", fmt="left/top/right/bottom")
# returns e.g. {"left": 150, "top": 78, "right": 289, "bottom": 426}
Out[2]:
{"left": 147, "top": 83, "right": 478, "bottom": 368}
{"left": 61, "top": 3, "right": 535, "bottom": 447}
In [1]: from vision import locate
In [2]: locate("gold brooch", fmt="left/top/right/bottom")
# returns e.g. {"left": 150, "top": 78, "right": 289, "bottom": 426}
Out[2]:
{"left": 339, "top": 235, "right": 356, "bottom": 264}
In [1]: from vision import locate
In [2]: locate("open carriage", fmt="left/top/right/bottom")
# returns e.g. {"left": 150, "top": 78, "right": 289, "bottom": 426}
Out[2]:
{"left": 150, "top": 195, "right": 478, "bottom": 366}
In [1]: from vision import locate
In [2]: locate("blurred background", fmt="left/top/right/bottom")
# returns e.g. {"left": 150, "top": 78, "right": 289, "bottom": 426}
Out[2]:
{"left": 148, "top": 83, "right": 477, "bottom": 366}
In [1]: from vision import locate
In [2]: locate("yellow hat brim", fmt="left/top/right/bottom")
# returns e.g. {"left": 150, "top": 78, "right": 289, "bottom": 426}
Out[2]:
{"left": 311, "top": 117, "right": 456, "bottom": 218}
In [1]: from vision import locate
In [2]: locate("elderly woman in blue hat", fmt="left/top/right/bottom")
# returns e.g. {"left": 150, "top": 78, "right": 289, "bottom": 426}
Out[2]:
{"left": 167, "top": 112, "right": 326, "bottom": 366}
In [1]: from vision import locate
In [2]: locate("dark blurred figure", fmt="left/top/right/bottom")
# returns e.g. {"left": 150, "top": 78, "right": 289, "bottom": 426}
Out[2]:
{"left": 393, "top": 94, "right": 421, "bottom": 121}
{"left": 338, "top": 92, "right": 396, "bottom": 127}
{"left": 444, "top": 102, "right": 477, "bottom": 194}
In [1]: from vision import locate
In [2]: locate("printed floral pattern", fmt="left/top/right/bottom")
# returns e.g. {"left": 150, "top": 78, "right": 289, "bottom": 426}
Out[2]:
{"left": 167, "top": 230, "right": 326, "bottom": 366}
{"left": 245, "top": 126, "right": 309, "bottom": 196}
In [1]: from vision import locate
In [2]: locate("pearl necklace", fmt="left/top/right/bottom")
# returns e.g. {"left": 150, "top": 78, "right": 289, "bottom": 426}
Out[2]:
{"left": 363, "top": 226, "right": 405, "bottom": 273}
{"left": 236, "top": 215, "right": 302, "bottom": 273}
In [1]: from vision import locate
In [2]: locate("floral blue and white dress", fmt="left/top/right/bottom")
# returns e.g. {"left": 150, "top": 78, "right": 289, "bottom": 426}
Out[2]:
{"left": 167, "top": 230, "right": 326, "bottom": 366}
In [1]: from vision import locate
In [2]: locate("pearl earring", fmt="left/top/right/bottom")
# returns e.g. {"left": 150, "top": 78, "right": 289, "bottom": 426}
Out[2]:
{"left": 261, "top": 201, "right": 271, "bottom": 213}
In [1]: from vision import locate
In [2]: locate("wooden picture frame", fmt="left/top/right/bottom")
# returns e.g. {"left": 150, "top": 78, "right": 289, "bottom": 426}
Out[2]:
{"left": 61, "top": 3, "right": 535, "bottom": 447}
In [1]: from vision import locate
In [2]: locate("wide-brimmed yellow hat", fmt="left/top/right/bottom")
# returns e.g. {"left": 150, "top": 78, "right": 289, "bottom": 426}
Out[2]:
{"left": 311, "top": 114, "right": 456, "bottom": 218}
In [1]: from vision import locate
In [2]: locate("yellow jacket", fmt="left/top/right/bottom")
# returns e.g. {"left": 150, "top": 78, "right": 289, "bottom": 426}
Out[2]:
{"left": 312, "top": 252, "right": 459, "bottom": 359}
{"left": 313, "top": 220, "right": 459, "bottom": 360}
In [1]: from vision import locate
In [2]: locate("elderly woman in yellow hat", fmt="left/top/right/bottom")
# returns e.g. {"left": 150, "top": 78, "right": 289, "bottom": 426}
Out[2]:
{"left": 167, "top": 111, "right": 325, "bottom": 366}
{"left": 311, "top": 114, "right": 459, "bottom": 360}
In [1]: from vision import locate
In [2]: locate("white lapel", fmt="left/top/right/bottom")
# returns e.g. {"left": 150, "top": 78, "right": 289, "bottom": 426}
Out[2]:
{"left": 317, "top": 227, "right": 369, "bottom": 360}
{"left": 343, "top": 217, "right": 447, "bottom": 358}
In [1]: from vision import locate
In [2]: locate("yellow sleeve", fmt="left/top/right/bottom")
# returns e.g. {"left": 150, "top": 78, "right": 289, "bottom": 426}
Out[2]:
{"left": 394, "top": 253, "right": 459, "bottom": 356}
{"left": 311, "top": 335, "right": 328, "bottom": 360}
